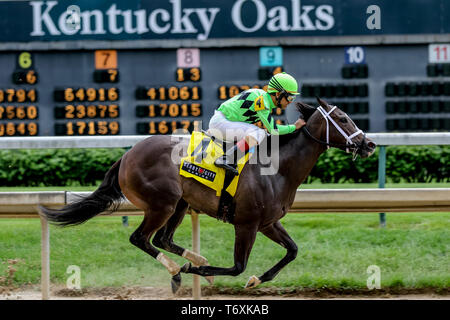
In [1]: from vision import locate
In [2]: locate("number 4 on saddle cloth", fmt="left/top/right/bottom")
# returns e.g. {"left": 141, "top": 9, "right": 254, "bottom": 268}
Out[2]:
{"left": 179, "top": 131, "right": 254, "bottom": 223}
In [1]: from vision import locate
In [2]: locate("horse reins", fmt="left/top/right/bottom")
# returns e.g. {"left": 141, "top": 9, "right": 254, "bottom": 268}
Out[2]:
{"left": 301, "top": 105, "right": 365, "bottom": 158}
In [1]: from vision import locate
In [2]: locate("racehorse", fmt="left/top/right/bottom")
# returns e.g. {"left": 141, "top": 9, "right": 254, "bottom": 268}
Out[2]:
{"left": 39, "top": 97, "right": 376, "bottom": 292}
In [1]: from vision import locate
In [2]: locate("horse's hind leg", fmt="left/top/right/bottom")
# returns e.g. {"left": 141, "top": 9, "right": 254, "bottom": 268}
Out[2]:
{"left": 129, "top": 205, "right": 183, "bottom": 293}
{"left": 152, "top": 199, "right": 214, "bottom": 285}
{"left": 245, "top": 221, "right": 298, "bottom": 288}
{"left": 181, "top": 223, "right": 258, "bottom": 278}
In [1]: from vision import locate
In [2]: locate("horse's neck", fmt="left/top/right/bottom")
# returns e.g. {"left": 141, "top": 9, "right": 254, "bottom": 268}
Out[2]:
{"left": 278, "top": 132, "right": 325, "bottom": 189}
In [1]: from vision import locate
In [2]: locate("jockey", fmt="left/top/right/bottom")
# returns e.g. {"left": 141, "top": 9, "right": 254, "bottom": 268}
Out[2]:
{"left": 209, "top": 72, "right": 306, "bottom": 175}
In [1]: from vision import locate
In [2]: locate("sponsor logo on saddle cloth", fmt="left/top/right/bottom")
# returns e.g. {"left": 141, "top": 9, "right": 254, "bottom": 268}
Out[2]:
{"left": 179, "top": 131, "right": 253, "bottom": 197}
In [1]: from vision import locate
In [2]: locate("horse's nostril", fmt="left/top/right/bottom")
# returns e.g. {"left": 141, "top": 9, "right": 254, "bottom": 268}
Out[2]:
{"left": 367, "top": 141, "right": 377, "bottom": 149}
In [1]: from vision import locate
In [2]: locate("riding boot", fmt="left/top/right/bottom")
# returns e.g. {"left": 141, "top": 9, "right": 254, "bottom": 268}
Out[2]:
{"left": 215, "top": 139, "right": 250, "bottom": 176}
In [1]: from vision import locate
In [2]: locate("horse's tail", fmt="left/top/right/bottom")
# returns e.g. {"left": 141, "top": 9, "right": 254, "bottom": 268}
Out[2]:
{"left": 39, "top": 158, "right": 124, "bottom": 227}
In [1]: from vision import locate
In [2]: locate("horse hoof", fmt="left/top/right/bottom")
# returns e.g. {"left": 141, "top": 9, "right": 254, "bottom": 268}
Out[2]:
{"left": 205, "top": 276, "right": 214, "bottom": 285}
{"left": 245, "top": 275, "right": 261, "bottom": 289}
{"left": 171, "top": 273, "right": 182, "bottom": 294}
{"left": 181, "top": 262, "right": 191, "bottom": 273}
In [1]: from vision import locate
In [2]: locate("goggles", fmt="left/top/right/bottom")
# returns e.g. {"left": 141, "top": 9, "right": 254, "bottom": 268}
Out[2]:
{"left": 286, "top": 94, "right": 295, "bottom": 102}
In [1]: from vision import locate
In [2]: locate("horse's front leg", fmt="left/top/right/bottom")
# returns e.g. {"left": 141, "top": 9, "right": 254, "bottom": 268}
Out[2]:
{"left": 245, "top": 221, "right": 298, "bottom": 288}
{"left": 181, "top": 223, "right": 258, "bottom": 278}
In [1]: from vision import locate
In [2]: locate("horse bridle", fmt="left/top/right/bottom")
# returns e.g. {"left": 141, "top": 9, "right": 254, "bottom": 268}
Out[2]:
{"left": 301, "top": 105, "right": 365, "bottom": 159}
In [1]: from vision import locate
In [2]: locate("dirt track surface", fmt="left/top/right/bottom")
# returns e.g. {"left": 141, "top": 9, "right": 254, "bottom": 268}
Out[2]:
{"left": 1, "top": 285, "right": 449, "bottom": 300}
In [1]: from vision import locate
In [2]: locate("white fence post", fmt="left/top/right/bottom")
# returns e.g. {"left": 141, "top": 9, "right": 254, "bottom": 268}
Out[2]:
{"left": 40, "top": 216, "right": 50, "bottom": 300}
{"left": 190, "top": 211, "right": 201, "bottom": 299}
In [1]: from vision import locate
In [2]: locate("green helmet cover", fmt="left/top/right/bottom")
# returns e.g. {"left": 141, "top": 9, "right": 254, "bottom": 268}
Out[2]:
{"left": 267, "top": 72, "right": 300, "bottom": 95}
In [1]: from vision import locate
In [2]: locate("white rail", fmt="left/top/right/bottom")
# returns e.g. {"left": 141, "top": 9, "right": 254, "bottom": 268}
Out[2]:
{"left": 2, "top": 189, "right": 450, "bottom": 217}
{"left": 0, "top": 132, "right": 449, "bottom": 149}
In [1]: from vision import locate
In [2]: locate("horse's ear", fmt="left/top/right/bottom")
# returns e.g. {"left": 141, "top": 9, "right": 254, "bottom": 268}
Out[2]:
{"left": 294, "top": 101, "right": 316, "bottom": 121}
{"left": 315, "top": 96, "right": 330, "bottom": 110}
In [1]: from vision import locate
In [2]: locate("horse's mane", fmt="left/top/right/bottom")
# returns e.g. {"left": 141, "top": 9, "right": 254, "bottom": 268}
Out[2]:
{"left": 275, "top": 129, "right": 303, "bottom": 146}
{"left": 266, "top": 101, "right": 317, "bottom": 147}
{"left": 257, "top": 129, "right": 303, "bottom": 158}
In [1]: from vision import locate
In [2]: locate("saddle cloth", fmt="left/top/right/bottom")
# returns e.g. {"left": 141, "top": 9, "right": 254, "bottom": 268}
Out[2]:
{"left": 179, "top": 131, "right": 252, "bottom": 197}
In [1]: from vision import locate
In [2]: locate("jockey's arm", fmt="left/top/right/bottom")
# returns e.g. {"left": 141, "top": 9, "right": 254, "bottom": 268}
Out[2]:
{"left": 256, "top": 108, "right": 296, "bottom": 135}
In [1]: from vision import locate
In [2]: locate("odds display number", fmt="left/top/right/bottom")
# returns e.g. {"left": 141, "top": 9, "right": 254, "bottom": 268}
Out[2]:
{"left": 429, "top": 44, "right": 450, "bottom": 63}
{"left": 345, "top": 46, "right": 366, "bottom": 64}
{"left": 177, "top": 48, "right": 200, "bottom": 68}
{"left": 260, "top": 47, "right": 283, "bottom": 67}
{"left": 95, "top": 50, "right": 118, "bottom": 69}
{"left": 176, "top": 68, "right": 201, "bottom": 82}
{"left": 18, "top": 52, "right": 33, "bottom": 69}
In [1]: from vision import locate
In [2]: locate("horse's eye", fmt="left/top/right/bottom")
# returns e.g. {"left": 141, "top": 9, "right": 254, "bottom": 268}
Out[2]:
{"left": 340, "top": 117, "right": 348, "bottom": 123}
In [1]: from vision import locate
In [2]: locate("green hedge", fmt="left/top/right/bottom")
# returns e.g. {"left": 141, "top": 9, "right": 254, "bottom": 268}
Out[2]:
{"left": 308, "top": 146, "right": 449, "bottom": 183}
{"left": 0, "top": 148, "right": 126, "bottom": 186}
{"left": 0, "top": 146, "right": 448, "bottom": 186}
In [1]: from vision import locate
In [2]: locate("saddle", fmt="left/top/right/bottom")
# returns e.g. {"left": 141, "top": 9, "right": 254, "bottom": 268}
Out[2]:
{"left": 179, "top": 131, "right": 253, "bottom": 223}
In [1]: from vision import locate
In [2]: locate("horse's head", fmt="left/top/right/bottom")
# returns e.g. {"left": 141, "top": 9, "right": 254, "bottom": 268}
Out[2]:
{"left": 295, "top": 97, "right": 376, "bottom": 159}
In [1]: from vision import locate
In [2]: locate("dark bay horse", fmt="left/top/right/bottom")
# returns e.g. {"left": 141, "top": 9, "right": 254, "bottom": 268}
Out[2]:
{"left": 39, "top": 97, "right": 376, "bottom": 292}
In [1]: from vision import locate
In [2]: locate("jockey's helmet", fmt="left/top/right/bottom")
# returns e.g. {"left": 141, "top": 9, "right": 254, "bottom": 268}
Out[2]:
{"left": 267, "top": 72, "right": 300, "bottom": 96}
